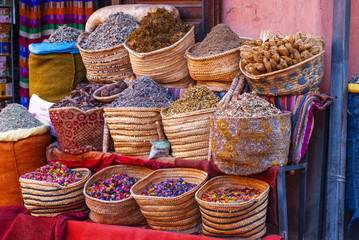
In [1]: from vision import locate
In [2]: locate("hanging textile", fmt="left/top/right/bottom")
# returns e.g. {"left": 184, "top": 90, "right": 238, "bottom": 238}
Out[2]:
{"left": 19, "top": 0, "right": 94, "bottom": 107}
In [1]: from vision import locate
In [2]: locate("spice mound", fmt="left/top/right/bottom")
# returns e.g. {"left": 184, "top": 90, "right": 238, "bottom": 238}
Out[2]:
{"left": 127, "top": 8, "right": 192, "bottom": 53}
{"left": 190, "top": 24, "right": 244, "bottom": 57}
{"left": 164, "top": 85, "right": 219, "bottom": 116}
{"left": 51, "top": 84, "right": 106, "bottom": 111}
{"left": 200, "top": 187, "right": 261, "bottom": 203}
{"left": 21, "top": 162, "right": 83, "bottom": 187}
{"left": 0, "top": 103, "right": 42, "bottom": 133}
{"left": 43, "top": 25, "right": 81, "bottom": 43}
{"left": 141, "top": 177, "right": 197, "bottom": 197}
{"left": 109, "top": 75, "right": 174, "bottom": 108}
{"left": 86, "top": 172, "right": 138, "bottom": 201}
{"left": 80, "top": 12, "right": 139, "bottom": 50}
{"left": 215, "top": 93, "right": 282, "bottom": 118}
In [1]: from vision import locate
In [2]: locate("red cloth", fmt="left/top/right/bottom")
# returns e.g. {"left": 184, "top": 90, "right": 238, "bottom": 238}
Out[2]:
{"left": 0, "top": 205, "right": 87, "bottom": 240}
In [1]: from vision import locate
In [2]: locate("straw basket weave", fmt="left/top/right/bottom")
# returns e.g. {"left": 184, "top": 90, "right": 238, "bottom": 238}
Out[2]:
{"left": 19, "top": 168, "right": 91, "bottom": 217}
{"left": 84, "top": 165, "right": 153, "bottom": 225}
{"left": 49, "top": 107, "right": 104, "bottom": 155}
{"left": 240, "top": 50, "right": 325, "bottom": 96}
{"left": 210, "top": 111, "right": 291, "bottom": 175}
{"left": 131, "top": 168, "right": 208, "bottom": 232}
{"left": 195, "top": 176, "right": 270, "bottom": 239}
{"left": 77, "top": 32, "right": 133, "bottom": 85}
{"left": 123, "top": 26, "right": 195, "bottom": 89}
{"left": 161, "top": 108, "right": 216, "bottom": 161}
{"left": 104, "top": 107, "right": 161, "bottom": 156}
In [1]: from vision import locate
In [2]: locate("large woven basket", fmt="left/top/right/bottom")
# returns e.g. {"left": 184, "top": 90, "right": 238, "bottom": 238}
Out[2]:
{"left": 104, "top": 107, "right": 161, "bottom": 156}
{"left": 77, "top": 32, "right": 133, "bottom": 85}
{"left": 19, "top": 168, "right": 91, "bottom": 217}
{"left": 210, "top": 111, "right": 291, "bottom": 175}
{"left": 84, "top": 165, "right": 153, "bottom": 225}
{"left": 49, "top": 107, "right": 104, "bottom": 155}
{"left": 240, "top": 50, "right": 325, "bottom": 96}
{"left": 131, "top": 168, "right": 209, "bottom": 232}
{"left": 195, "top": 176, "right": 270, "bottom": 239}
{"left": 123, "top": 26, "right": 195, "bottom": 89}
{"left": 161, "top": 108, "right": 217, "bottom": 161}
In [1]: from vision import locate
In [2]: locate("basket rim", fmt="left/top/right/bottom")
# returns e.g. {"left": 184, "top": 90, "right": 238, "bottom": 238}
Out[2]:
{"left": 240, "top": 50, "right": 325, "bottom": 80}
{"left": 83, "top": 164, "right": 153, "bottom": 204}
{"left": 211, "top": 110, "right": 291, "bottom": 121}
{"left": 161, "top": 107, "right": 217, "bottom": 119}
{"left": 195, "top": 175, "right": 270, "bottom": 207}
{"left": 49, "top": 106, "right": 104, "bottom": 115}
{"left": 92, "top": 82, "right": 124, "bottom": 102}
{"left": 76, "top": 32, "right": 126, "bottom": 53}
{"left": 104, "top": 106, "right": 162, "bottom": 112}
{"left": 123, "top": 26, "right": 195, "bottom": 58}
{"left": 19, "top": 168, "right": 91, "bottom": 190}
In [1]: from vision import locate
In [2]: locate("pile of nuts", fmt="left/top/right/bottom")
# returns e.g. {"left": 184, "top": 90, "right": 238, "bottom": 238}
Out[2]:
{"left": 96, "top": 81, "right": 128, "bottom": 97}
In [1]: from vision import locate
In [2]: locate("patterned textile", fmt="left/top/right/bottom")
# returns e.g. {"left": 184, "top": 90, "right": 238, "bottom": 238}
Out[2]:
{"left": 19, "top": 0, "right": 93, "bottom": 107}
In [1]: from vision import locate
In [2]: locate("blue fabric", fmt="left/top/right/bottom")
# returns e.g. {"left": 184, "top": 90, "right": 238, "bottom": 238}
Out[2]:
{"left": 29, "top": 42, "right": 79, "bottom": 54}
{"left": 346, "top": 92, "right": 359, "bottom": 233}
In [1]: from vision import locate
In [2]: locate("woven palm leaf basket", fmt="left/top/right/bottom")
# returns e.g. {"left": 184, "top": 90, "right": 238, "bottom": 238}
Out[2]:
{"left": 195, "top": 175, "right": 270, "bottom": 239}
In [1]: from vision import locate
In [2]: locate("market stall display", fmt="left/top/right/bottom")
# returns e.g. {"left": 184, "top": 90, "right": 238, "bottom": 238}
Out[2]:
{"left": 84, "top": 165, "right": 153, "bottom": 225}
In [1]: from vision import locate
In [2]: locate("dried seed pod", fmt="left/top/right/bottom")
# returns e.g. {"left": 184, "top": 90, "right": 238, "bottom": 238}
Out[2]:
{"left": 253, "top": 38, "right": 263, "bottom": 46}
{"left": 263, "top": 50, "right": 271, "bottom": 59}
{"left": 301, "top": 34, "right": 308, "bottom": 41}
{"left": 285, "top": 43, "right": 295, "bottom": 54}
{"left": 245, "top": 63, "right": 261, "bottom": 75}
{"left": 282, "top": 56, "right": 294, "bottom": 66}
{"left": 290, "top": 53, "right": 294, "bottom": 59}
{"left": 253, "top": 63, "right": 266, "bottom": 72}
{"left": 253, "top": 46, "right": 264, "bottom": 54}
{"left": 263, "top": 58, "right": 272, "bottom": 73}
{"left": 107, "top": 84, "right": 116, "bottom": 91}
{"left": 241, "top": 60, "right": 247, "bottom": 68}
{"left": 298, "top": 43, "right": 306, "bottom": 52}
{"left": 293, "top": 39, "right": 303, "bottom": 49}
{"left": 288, "top": 35, "right": 296, "bottom": 45}
{"left": 280, "top": 58, "right": 288, "bottom": 68}
{"left": 278, "top": 45, "right": 290, "bottom": 56}
{"left": 293, "top": 59, "right": 301, "bottom": 65}
{"left": 277, "top": 64, "right": 284, "bottom": 70}
{"left": 263, "top": 42, "right": 270, "bottom": 50}
{"left": 295, "top": 32, "right": 302, "bottom": 42}
{"left": 275, "top": 39, "right": 284, "bottom": 46}
{"left": 244, "top": 41, "right": 253, "bottom": 46}
{"left": 304, "top": 42, "right": 314, "bottom": 50}
{"left": 293, "top": 49, "right": 301, "bottom": 60}
{"left": 240, "top": 45, "right": 252, "bottom": 51}
{"left": 282, "top": 38, "right": 289, "bottom": 44}
{"left": 240, "top": 50, "right": 254, "bottom": 61}
{"left": 272, "top": 53, "right": 281, "bottom": 62}
{"left": 253, "top": 51, "right": 263, "bottom": 63}
{"left": 269, "top": 58, "right": 277, "bottom": 70}
{"left": 269, "top": 46, "right": 279, "bottom": 55}
{"left": 309, "top": 45, "right": 320, "bottom": 55}
{"left": 300, "top": 50, "right": 313, "bottom": 61}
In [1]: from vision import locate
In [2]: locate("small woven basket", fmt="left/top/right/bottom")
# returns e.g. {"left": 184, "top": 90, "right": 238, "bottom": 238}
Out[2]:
{"left": 195, "top": 175, "right": 269, "bottom": 239}
{"left": 104, "top": 107, "right": 161, "bottom": 156}
{"left": 92, "top": 81, "right": 126, "bottom": 103}
{"left": 161, "top": 108, "right": 217, "bottom": 161}
{"left": 123, "top": 26, "right": 195, "bottom": 89}
{"left": 131, "top": 168, "right": 209, "bottom": 232}
{"left": 77, "top": 32, "right": 133, "bottom": 85}
{"left": 240, "top": 50, "right": 325, "bottom": 96}
{"left": 210, "top": 111, "right": 291, "bottom": 175}
{"left": 19, "top": 168, "right": 91, "bottom": 217}
{"left": 84, "top": 165, "right": 153, "bottom": 225}
{"left": 49, "top": 107, "right": 104, "bottom": 155}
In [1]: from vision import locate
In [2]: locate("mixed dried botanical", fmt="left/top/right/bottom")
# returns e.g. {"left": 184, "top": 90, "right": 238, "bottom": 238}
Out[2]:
{"left": 95, "top": 81, "right": 128, "bottom": 97}
{"left": 109, "top": 75, "right": 174, "bottom": 108}
{"left": 80, "top": 12, "right": 139, "bottom": 50}
{"left": 43, "top": 25, "right": 81, "bottom": 43}
{"left": 0, "top": 103, "right": 42, "bottom": 132}
{"left": 51, "top": 84, "right": 106, "bottom": 111}
{"left": 127, "top": 8, "right": 191, "bottom": 53}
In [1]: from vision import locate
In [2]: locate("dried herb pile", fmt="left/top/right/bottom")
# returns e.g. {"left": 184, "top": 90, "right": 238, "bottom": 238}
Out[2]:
{"left": 0, "top": 103, "right": 43, "bottom": 132}
{"left": 109, "top": 76, "right": 174, "bottom": 108}
{"left": 51, "top": 84, "right": 106, "bottom": 111}
{"left": 127, "top": 8, "right": 191, "bottom": 53}
{"left": 80, "top": 12, "right": 139, "bottom": 50}
{"left": 164, "top": 86, "right": 219, "bottom": 116}
{"left": 215, "top": 93, "right": 282, "bottom": 118}
{"left": 190, "top": 24, "right": 244, "bottom": 57}
{"left": 43, "top": 25, "right": 81, "bottom": 43}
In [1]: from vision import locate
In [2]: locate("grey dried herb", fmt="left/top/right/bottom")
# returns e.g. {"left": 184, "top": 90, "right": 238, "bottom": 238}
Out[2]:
{"left": 43, "top": 25, "right": 81, "bottom": 43}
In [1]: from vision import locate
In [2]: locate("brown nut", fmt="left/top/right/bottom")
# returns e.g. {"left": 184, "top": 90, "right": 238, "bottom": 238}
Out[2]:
{"left": 253, "top": 38, "right": 263, "bottom": 46}
{"left": 113, "top": 88, "right": 121, "bottom": 94}
{"left": 278, "top": 45, "right": 290, "bottom": 56}
{"left": 101, "top": 90, "right": 110, "bottom": 97}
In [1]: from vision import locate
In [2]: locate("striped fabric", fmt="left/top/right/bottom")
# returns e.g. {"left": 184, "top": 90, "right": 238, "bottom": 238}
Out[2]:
{"left": 19, "top": 0, "right": 93, "bottom": 107}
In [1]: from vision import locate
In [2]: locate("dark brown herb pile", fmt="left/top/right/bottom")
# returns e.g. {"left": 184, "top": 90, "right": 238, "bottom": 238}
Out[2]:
{"left": 80, "top": 12, "right": 139, "bottom": 50}
{"left": 127, "top": 8, "right": 191, "bottom": 53}
{"left": 109, "top": 76, "right": 174, "bottom": 108}
{"left": 43, "top": 25, "right": 81, "bottom": 43}
{"left": 190, "top": 24, "right": 244, "bottom": 57}
{"left": 51, "top": 84, "right": 106, "bottom": 111}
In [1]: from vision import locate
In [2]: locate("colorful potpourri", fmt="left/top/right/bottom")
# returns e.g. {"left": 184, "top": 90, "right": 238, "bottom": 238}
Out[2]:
{"left": 200, "top": 187, "right": 261, "bottom": 203}
{"left": 21, "top": 162, "right": 83, "bottom": 187}
{"left": 86, "top": 172, "right": 138, "bottom": 201}
{"left": 141, "top": 177, "right": 197, "bottom": 197}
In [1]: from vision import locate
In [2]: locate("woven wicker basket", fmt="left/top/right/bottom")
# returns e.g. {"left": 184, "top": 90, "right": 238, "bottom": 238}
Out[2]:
{"left": 210, "top": 111, "right": 291, "bottom": 175}
{"left": 123, "top": 26, "right": 195, "bottom": 89}
{"left": 77, "top": 32, "right": 133, "bottom": 85}
{"left": 84, "top": 165, "right": 153, "bottom": 225}
{"left": 240, "top": 50, "right": 325, "bottom": 96}
{"left": 19, "top": 168, "right": 91, "bottom": 217}
{"left": 161, "top": 108, "right": 216, "bottom": 161}
{"left": 195, "top": 175, "right": 269, "bottom": 239}
{"left": 131, "top": 168, "right": 208, "bottom": 232}
{"left": 104, "top": 107, "right": 161, "bottom": 156}
{"left": 196, "top": 80, "right": 233, "bottom": 92}
{"left": 49, "top": 107, "right": 104, "bottom": 155}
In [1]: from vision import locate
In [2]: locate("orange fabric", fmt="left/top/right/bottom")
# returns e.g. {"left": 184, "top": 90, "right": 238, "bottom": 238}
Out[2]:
{"left": 0, "top": 134, "right": 51, "bottom": 206}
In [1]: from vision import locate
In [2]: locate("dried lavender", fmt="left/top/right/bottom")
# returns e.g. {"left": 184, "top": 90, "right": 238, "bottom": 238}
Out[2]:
{"left": 43, "top": 25, "right": 81, "bottom": 43}
{"left": 80, "top": 12, "right": 139, "bottom": 50}
{"left": 109, "top": 76, "right": 174, "bottom": 108}
{"left": 215, "top": 93, "right": 282, "bottom": 117}
{"left": 0, "top": 103, "right": 43, "bottom": 133}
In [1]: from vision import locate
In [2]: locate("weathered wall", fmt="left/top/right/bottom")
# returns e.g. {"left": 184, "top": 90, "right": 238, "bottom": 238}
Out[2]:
{"left": 349, "top": 0, "right": 359, "bottom": 79}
